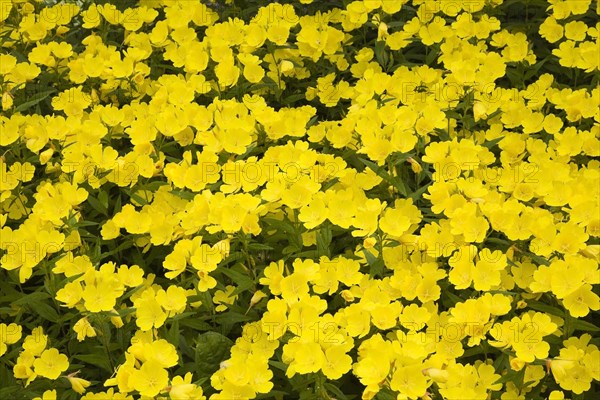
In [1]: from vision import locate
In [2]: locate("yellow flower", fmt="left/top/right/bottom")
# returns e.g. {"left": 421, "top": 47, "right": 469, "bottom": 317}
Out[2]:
{"left": 259, "top": 260, "right": 285, "bottom": 295}
{"left": 472, "top": 249, "right": 507, "bottom": 291}
{"left": 170, "top": 372, "right": 206, "bottom": 400}
{"left": 390, "top": 364, "right": 429, "bottom": 398}
{"left": 23, "top": 327, "right": 48, "bottom": 356}
{"left": 73, "top": 317, "right": 96, "bottom": 342}
{"left": 0, "top": 323, "right": 22, "bottom": 356}
{"left": 283, "top": 341, "right": 325, "bottom": 377}
{"left": 131, "top": 359, "right": 169, "bottom": 397}
{"left": 156, "top": 285, "right": 188, "bottom": 315}
{"left": 213, "top": 285, "right": 238, "bottom": 312}
{"left": 81, "top": 282, "right": 119, "bottom": 312}
{"left": 134, "top": 288, "right": 167, "bottom": 331}
{"left": 33, "top": 348, "right": 69, "bottom": 380}
{"left": 33, "top": 390, "right": 56, "bottom": 400}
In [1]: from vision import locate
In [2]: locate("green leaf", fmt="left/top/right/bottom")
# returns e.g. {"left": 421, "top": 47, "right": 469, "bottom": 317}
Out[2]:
{"left": 306, "top": 115, "right": 318, "bottom": 128}
{"left": 482, "top": 136, "right": 503, "bottom": 150}
{"left": 73, "top": 353, "right": 113, "bottom": 373}
{"left": 409, "top": 183, "right": 431, "bottom": 202}
{"left": 523, "top": 56, "right": 550, "bottom": 81}
{"left": 282, "top": 244, "right": 301, "bottom": 256}
{"left": 98, "top": 240, "right": 134, "bottom": 261}
{"left": 263, "top": 218, "right": 297, "bottom": 235}
{"left": 425, "top": 45, "right": 439, "bottom": 65}
{"left": 268, "top": 360, "right": 288, "bottom": 371}
{"left": 12, "top": 291, "right": 50, "bottom": 305}
{"left": 123, "top": 188, "right": 150, "bottom": 206}
{"left": 526, "top": 300, "right": 564, "bottom": 317}
{"left": 121, "top": 285, "right": 144, "bottom": 301}
{"left": 113, "top": 193, "right": 122, "bottom": 214}
{"left": 170, "top": 190, "right": 196, "bottom": 200}
{"left": 571, "top": 319, "right": 600, "bottom": 332}
{"left": 98, "top": 190, "right": 109, "bottom": 212}
{"left": 444, "top": 290, "right": 464, "bottom": 308}
{"left": 256, "top": 391, "right": 290, "bottom": 399}
{"left": 0, "top": 365, "right": 22, "bottom": 398}
{"left": 324, "top": 383, "right": 349, "bottom": 400}
{"left": 374, "top": 387, "right": 396, "bottom": 400}
{"left": 282, "top": 93, "right": 307, "bottom": 105}
{"left": 375, "top": 40, "right": 388, "bottom": 67}
{"left": 316, "top": 224, "right": 332, "bottom": 257}
{"left": 13, "top": 89, "right": 56, "bottom": 112}
{"left": 115, "top": 307, "right": 136, "bottom": 318}
{"left": 358, "top": 157, "right": 408, "bottom": 196}
{"left": 86, "top": 194, "right": 108, "bottom": 216}
{"left": 212, "top": 312, "right": 253, "bottom": 325}
{"left": 263, "top": 217, "right": 303, "bottom": 251}
{"left": 195, "top": 332, "right": 234, "bottom": 378}
{"left": 0, "top": 385, "right": 27, "bottom": 400}
{"left": 493, "top": 353, "right": 509, "bottom": 371}
{"left": 247, "top": 243, "right": 274, "bottom": 251}
{"left": 493, "top": 366, "right": 525, "bottom": 386}
{"left": 216, "top": 265, "right": 254, "bottom": 291}
{"left": 29, "top": 301, "right": 59, "bottom": 322}
{"left": 166, "top": 319, "right": 180, "bottom": 347}
{"left": 293, "top": 250, "right": 320, "bottom": 258}
{"left": 362, "top": 248, "right": 384, "bottom": 278}
{"left": 169, "top": 311, "right": 196, "bottom": 321}
{"left": 179, "top": 318, "right": 213, "bottom": 331}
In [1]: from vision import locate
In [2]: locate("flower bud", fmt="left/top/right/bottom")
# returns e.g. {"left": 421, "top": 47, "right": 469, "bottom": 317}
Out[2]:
{"left": 510, "top": 357, "right": 526, "bottom": 371}
{"left": 422, "top": 368, "right": 449, "bottom": 383}
{"left": 363, "top": 237, "right": 377, "bottom": 249}
{"left": 280, "top": 60, "right": 294, "bottom": 73}
{"left": 377, "top": 22, "right": 389, "bottom": 40}
{"left": 39, "top": 148, "right": 54, "bottom": 165}
{"left": 68, "top": 376, "right": 91, "bottom": 394}
{"left": 250, "top": 290, "right": 267, "bottom": 308}
{"left": 341, "top": 290, "right": 354, "bottom": 302}
{"left": 407, "top": 158, "right": 423, "bottom": 174}
{"left": 2, "top": 91, "right": 13, "bottom": 110}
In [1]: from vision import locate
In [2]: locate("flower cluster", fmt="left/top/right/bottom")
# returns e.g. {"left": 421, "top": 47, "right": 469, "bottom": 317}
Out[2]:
{"left": 0, "top": 0, "right": 598, "bottom": 399}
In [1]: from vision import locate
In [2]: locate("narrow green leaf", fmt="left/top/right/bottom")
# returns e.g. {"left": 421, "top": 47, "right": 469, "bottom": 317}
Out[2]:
{"left": 13, "top": 89, "right": 56, "bottom": 112}
{"left": 358, "top": 157, "right": 408, "bottom": 196}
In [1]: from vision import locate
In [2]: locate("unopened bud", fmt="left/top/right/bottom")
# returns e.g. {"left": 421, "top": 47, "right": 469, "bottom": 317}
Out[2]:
{"left": 67, "top": 376, "right": 91, "bottom": 394}
{"left": 510, "top": 357, "right": 526, "bottom": 371}
{"left": 250, "top": 290, "right": 267, "bottom": 308}
{"left": 408, "top": 157, "right": 423, "bottom": 174}
{"left": 2, "top": 91, "right": 13, "bottom": 110}
{"left": 56, "top": 26, "right": 70, "bottom": 36}
{"left": 363, "top": 237, "right": 377, "bottom": 249}
{"left": 110, "top": 309, "right": 124, "bottom": 328}
{"left": 377, "top": 22, "right": 389, "bottom": 40}
{"left": 580, "top": 245, "right": 599, "bottom": 259}
{"left": 90, "top": 88, "right": 99, "bottom": 104}
{"left": 340, "top": 290, "right": 354, "bottom": 302}
{"left": 39, "top": 148, "right": 54, "bottom": 165}
{"left": 422, "top": 368, "right": 448, "bottom": 383}
{"left": 280, "top": 60, "right": 294, "bottom": 73}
